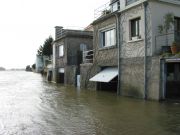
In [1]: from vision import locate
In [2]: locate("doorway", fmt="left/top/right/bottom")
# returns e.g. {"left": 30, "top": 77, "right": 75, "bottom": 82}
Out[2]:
{"left": 97, "top": 76, "right": 118, "bottom": 92}
{"left": 58, "top": 73, "right": 64, "bottom": 83}
{"left": 165, "top": 63, "right": 180, "bottom": 99}
{"left": 58, "top": 68, "right": 64, "bottom": 84}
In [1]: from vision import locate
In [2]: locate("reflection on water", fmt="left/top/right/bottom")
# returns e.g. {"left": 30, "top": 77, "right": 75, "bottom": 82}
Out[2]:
{"left": 0, "top": 71, "right": 180, "bottom": 135}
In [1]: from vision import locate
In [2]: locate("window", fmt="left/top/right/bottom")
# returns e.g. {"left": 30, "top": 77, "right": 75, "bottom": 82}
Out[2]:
{"left": 126, "top": 0, "right": 139, "bottom": 6}
{"left": 130, "top": 18, "right": 141, "bottom": 40}
{"left": 59, "top": 45, "right": 64, "bottom": 57}
{"left": 174, "top": 17, "right": 180, "bottom": 42}
{"left": 101, "top": 28, "right": 116, "bottom": 47}
{"left": 111, "top": 1, "right": 120, "bottom": 12}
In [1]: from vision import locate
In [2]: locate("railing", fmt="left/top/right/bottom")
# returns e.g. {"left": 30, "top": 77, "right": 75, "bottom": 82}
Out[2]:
{"left": 94, "top": 2, "right": 110, "bottom": 20}
{"left": 82, "top": 50, "right": 93, "bottom": 64}
{"left": 155, "top": 31, "right": 180, "bottom": 54}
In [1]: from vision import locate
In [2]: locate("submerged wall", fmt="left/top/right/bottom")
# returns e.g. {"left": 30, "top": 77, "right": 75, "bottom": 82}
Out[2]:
{"left": 80, "top": 63, "right": 97, "bottom": 89}
{"left": 120, "top": 56, "right": 161, "bottom": 100}
{"left": 120, "top": 57, "right": 145, "bottom": 98}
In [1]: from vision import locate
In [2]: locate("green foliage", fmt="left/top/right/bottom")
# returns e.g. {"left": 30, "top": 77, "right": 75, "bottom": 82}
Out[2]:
{"left": 25, "top": 65, "right": 32, "bottom": 71}
{"left": 175, "top": 52, "right": 180, "bottom": 57}
{"left": 32, "top": 64, "right": 36, "bottom": 69}
{"left": 161, "top": 52, "right": 172, "bottom": 58}
{"left": 37, "top": 36, "right": 54, "bottom": 56}
{"left": 158, "top": 12, "right": 174, "bottom": 34}
{"left": 37, "top": 45, "right": 43, "bottom": 56}
{"left": 42, "top": 36, "right": 53, "bottom": 56}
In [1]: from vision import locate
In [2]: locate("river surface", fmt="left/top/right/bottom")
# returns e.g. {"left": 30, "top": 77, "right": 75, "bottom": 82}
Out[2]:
{"left": 0, "top": 71, "right": 180, "bottom": 135}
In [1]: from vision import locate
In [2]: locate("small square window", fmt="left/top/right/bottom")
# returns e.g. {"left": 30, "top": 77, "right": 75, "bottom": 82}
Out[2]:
{"left": 130, "top": 18, "right": 141, "bottom": 40}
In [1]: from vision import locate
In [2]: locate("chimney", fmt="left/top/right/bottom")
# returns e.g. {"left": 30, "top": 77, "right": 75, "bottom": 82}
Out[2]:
{"left": 55, "top": 26, "right": 63, "bottom": 40}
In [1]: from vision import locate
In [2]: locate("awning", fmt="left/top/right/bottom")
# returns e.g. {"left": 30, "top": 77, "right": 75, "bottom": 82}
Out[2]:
{"left": 89, "top": 67, "right": 118, "bottom": 82}
{"left": 165, "top": 58, "right": 180, "bottom": 63}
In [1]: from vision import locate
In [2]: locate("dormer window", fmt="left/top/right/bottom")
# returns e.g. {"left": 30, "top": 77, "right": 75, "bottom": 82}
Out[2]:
{"left": 110, "top": 0, "right": 120, "bottom": 12}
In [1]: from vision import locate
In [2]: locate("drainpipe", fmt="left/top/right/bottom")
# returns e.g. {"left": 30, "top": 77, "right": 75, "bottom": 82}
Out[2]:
{"left": 115, "top": 13, "right": 121, "bottom": 95}
{"left": 143, "top": 1, "right": 148, "bottom": 100}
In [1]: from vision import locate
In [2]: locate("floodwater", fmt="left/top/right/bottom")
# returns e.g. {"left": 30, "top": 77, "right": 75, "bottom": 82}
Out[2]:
{"left": 0, "top": 71, "right": 180, "bottom": 135}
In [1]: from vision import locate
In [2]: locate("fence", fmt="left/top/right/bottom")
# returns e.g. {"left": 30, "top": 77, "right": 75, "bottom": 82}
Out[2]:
{"left": 94, "top": 2, "right": 110, "bottom": 20}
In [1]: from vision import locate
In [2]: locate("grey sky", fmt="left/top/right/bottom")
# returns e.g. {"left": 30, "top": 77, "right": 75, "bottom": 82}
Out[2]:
{"left": 0, "top": 0, "right": 108, "bottom": 69}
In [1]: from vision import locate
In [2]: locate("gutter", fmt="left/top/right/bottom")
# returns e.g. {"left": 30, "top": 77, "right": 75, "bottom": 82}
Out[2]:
{"left": 115, "top": 12, "right": 121, "bottom": 95}
{"left": 143, "top": 1, "right": 148, "bottom": 100}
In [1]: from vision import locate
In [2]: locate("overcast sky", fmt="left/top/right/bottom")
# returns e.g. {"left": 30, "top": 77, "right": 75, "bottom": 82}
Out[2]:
{"left": 0, "top": 0, "right": 108, "bottom": 69}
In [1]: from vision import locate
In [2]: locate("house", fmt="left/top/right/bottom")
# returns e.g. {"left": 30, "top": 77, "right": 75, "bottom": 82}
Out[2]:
{"left": 35, "top": 55, "right": 43, "bottom": 73}
{"left": 52, "top": 26, "right": 93, "bottom": 86}
{"left": 82, "top": 0, "right": 180, "bottom": 100}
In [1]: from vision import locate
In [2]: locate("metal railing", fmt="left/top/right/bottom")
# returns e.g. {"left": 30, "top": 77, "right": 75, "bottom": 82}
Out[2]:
{"left": 82, "top": 50, "right": 93, "bottom": 64}
{"left": 94, "top": 2, "right": 110, "bottom": 20}
{"left": 155, "top": 31, "right": 180, "bottom": 54}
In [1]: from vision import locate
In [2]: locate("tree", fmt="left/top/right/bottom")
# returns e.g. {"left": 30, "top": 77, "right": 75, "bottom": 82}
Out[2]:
{"left": 36, "top": 36, "right": 54, "bottom": 56}
{"left": 32, "top": 64, "right": 36, "bottom": 70}
{"left": 158, "top": 12, "right": 174, "bottom": 46}
{"left": 37, "top": 45, "right": 43, "bottom": 56}
{"left": 42, "top": 36, "right": 53, "bottom": 56}
{"left": 25, "top": 65, "right": 32, "bottom": 71}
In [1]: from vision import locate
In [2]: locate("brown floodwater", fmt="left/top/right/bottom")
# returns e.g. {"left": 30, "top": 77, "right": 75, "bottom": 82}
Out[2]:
{"left": 0, "top": 71, "right": 180, "bottom": 135}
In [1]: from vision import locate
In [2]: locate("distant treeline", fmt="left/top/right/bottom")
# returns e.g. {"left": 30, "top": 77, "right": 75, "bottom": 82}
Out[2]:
{"left": 0, "top": 67, "right": 6, "bottom": 71}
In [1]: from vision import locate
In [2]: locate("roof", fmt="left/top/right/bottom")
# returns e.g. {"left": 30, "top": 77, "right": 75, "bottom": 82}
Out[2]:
{"left": 54, "top": 29, "right": 93, "bottom": 42}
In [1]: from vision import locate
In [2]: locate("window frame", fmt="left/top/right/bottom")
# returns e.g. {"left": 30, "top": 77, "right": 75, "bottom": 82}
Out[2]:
{"left": 110, "top": 1, "right": 120, "bottom": 12}
{"left": 174, "top": 17, "right": 180, "bottom": 42}
{"left": 130, "top": 17, "right": 141, "bottom": 41}
{"left": 174, "top": 17, "right": 180, "bottom": 33}
{"left": 126, "top": 0, "right": 139, "bottom": 6}
{"left": 58, "top": 45, "right": 64, "bottom": 57}
{"left": 100, "top": 27, "right": 116, "bottom": 48}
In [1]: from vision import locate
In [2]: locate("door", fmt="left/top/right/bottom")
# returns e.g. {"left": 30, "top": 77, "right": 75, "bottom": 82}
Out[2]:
{"left": 166, "top": 63, "right": 180, "bottom": 99}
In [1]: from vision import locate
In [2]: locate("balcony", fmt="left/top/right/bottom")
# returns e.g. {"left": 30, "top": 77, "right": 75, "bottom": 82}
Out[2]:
{"left": 94, "top": 2, "right": 111, "bottom": 20}
{"left": 155, "top": 31, "right": 180, "bottom": 54}
{"left": 82, "top": 50, "right": 93, "bottom": 64}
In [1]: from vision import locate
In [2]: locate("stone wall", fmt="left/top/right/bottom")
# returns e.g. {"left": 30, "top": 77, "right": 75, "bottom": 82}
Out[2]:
{"left": 146, "top": 56, "right": 161, "bottom": 100}
{"left": 93, "top": 15, "right": 118, "bottom": 67}
{"left": 80, "top": 63, "right": 97, "bottom": 89}
{"left": 66, "top": 37, "right": 93, "bottom": 66}
{"left": 65, "top": 65, "right": 77, "bottom": 86}
{"left": 120, "top": 56, "right": 161, "bottom": 100}
{"left": 120, "top": 57, "right": 145, "bottom": 98}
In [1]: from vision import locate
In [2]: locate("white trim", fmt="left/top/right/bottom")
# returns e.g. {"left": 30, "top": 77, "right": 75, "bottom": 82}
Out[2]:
{"left": 165, "top": 58, "right": 180, "bottom": 63}
{"left": 127, "top": 38, "right": 143, "bottom": 43}
{"left": 99, "top": 25, "right": 116, "bottom": 48}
